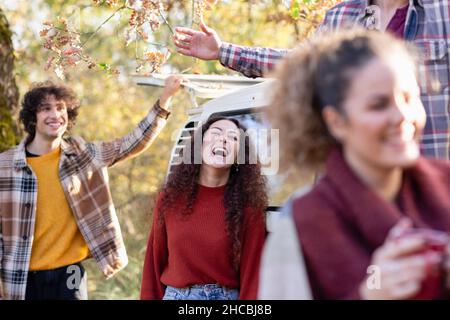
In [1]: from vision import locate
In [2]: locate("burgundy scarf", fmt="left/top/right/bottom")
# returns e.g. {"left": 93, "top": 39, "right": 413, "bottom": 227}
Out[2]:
{"left": 325, "top": 148, "right": 450, "bottom": 249}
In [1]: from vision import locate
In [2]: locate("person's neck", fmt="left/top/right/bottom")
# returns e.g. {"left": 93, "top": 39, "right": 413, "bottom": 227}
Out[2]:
{"left": 343, "top": 149, "right": 403, "bottom": 202}
{"left": 198, "top": 165, "right": 230, "bottom": 187}
{"left": 373, "top": 0, "right": 409, "bottom": 11}
{"left": 372, "top": 0, "right": 409, "bottom": 32}
{"left": 26, "top": 135, "right": 62, "bottom": 156}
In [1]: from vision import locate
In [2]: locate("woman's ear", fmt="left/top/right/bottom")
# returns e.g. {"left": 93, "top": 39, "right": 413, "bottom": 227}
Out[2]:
{"left": 322, "top": 105, "right": 347, "bottom": 143}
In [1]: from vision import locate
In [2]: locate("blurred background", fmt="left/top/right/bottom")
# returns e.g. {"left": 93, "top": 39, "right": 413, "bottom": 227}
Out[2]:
{"left": 0, "top": 0, "right": 337, "bottom": 299}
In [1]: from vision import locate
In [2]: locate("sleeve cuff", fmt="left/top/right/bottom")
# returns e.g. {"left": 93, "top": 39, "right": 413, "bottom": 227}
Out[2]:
{"left": 154, "top": 99, "right": 171, "bottom": 120}
{"left": 219, "top": 42, "right": 236, "bottom": 67}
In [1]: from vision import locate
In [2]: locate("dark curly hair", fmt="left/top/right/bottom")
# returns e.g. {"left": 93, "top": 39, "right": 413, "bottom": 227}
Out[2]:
{"left": 20, "top": 80, "right": 80, "bottom": 140}
{"left": 158, "top": 116, "right": 268, "bottom": 268}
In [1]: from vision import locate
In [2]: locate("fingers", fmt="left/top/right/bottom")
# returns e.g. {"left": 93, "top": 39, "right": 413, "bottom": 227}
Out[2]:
{"left": 200, "top": 19, "right": 213, "bottom": 35}
{"left": 379, "top": 218, "right": 424, "bottom": 260}
{"left": 175, "top": 47, "right": 192, "bottom": 57}
{"left": 367, "top": 255, "right": 428, "bottom": 300}
{"left": 391, "top": 268, "right": 425, "bottom": 286}
{"left": 173, "top": 33, "right": 193, "bottom": 43}
{"left": 390, "top": 281, "right": 421, "bottom": 299}
{"left": 165, "top": 75, "right": 183, "bottom": 86}
{"left": 174, "top": 41, "right": 191, "bottom": 51}
{"left": 380, "top": 236, "right": 426, "bottom": 260}
{"left": 160, "top": 75, "right": 184, "bottom": 107}
{"left": 386, "top": 218, "right": 413, "bottom": 241}
{"left": 173, "top": 34, "right": 193, "bottom": 53}
{"left": 173, "top": 38, "right": 192, "bottom": 51}
{"left": 382, "top": 254, "right": 428, "bottom": 280}
{"left": 174, "top": 27, "right": 195, "bottom": 36}
{"left": 174, "top": 76, "right": 183, "bottom": 86}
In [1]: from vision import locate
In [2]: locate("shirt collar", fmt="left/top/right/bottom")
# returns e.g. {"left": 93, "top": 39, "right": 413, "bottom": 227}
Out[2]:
{"left": 365, "top": 0, "right": 423, "bottom": 10}
{"left": 13, "top": 136, "right": 77, "bottom": 170}
{"left": 13, "top": 138, "right": 28, "bottom": 169}
{"left": 60, "top": 138, "right": 77, "bottom": 156}
{"left": 359, "top": 0, "right": 422, "bottom": 31}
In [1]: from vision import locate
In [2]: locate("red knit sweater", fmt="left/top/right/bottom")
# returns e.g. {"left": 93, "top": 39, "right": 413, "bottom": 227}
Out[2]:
{"left": 140, "top": 184, "right": 266, "bottom": 300}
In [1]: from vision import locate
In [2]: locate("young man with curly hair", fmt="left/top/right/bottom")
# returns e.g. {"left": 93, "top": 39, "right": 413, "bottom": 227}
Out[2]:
{"left": 0, "top": 76, "right": 183, "bottom": 300}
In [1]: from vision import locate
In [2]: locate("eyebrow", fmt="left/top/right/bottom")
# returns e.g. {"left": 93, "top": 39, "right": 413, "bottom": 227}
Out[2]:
{"left": 39, "top": 102, "right": 66, "bottom": 107}
{"left": 210, "top": 126, "right": 239, "bottom": 134}
{"left": 368, "top": 94, "right": 389, "bottom": 100}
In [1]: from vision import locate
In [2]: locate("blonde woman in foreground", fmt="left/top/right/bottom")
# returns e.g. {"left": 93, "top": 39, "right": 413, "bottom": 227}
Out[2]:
{"left": 261, "top": 30, "right": 450, "bottom": 300}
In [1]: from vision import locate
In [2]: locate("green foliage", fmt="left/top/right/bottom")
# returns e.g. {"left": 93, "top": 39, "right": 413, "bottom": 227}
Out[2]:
{"left": 0, "top": 6, "right": 19, "bottom": 152}
{"left": 0, "top": 105, "right": 19, "bottom": 152}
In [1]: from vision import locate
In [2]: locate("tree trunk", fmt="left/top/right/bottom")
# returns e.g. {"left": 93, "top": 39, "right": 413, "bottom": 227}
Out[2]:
{"left": 0, "top": 7, "right": 19, "bottom": 152}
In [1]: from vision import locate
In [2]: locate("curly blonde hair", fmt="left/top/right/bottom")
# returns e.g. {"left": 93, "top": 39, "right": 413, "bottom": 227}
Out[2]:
{"left": 266, "top": 29, "right": 419, "bottom": 173}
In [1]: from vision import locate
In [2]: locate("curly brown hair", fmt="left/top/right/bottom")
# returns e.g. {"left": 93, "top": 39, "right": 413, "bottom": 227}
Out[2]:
{"left": 158, "top": 116, "right": 268, "bottom": 268}
{"left": 266, "top": 29, "right": 419, "bottom": 173}
{"left": 20, "top": 80, "right": 80, "bottom": 140}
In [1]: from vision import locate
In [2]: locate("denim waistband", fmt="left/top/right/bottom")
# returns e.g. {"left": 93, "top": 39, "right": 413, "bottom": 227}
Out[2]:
{"left": 171, "top": 284, "right": 237, "bottom": 295}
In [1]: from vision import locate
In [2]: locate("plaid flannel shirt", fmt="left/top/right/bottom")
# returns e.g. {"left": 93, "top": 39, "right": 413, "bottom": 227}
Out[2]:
{"left": 219, "top": 0, "right": 450, "bottom": 160}
{"left": 0, "top": 100, "right": 170, "bottom": 300}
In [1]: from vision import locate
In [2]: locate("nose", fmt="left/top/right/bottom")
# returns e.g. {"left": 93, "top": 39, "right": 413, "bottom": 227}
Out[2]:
{"left": 217, "top": 135, "right": 226, "bottom": 144}
{"left": 391, "top": 105, "right": 407, "bottom": 125}
{"left": 391, "top": 96, "right": 409, "bottom": 125}
{"left": 48, "top": 107, "right": 61, "bottom": 117}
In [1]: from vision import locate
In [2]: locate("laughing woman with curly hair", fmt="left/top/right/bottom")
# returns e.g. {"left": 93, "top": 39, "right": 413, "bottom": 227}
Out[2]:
{"left": 140, "top": 116, "right": 268, "bottom": 300}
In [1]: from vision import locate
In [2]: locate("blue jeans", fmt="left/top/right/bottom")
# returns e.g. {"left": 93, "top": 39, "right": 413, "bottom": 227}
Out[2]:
{"left": 163, "top": 284, "right": 239, "bottom": 300}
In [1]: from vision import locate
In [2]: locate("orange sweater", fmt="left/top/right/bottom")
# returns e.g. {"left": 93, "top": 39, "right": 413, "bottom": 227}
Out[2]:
{"left": 140, "top": 184, "right": 266, "bottom": 300}
{"left": 27, "top": 147, "right": 89, "bottom": 270}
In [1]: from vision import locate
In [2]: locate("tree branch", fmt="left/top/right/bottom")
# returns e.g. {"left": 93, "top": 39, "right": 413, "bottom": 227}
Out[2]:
{"left": 81, "top": 4, "right": 126, "bottom": 47}
{"left": 158, "top": 7, "right": 174, "bottom": 35}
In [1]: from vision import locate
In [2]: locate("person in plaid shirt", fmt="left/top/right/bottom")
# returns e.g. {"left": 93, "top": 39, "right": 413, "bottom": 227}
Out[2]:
{"left": 174, "top": 0, "right": 450, "bottom": 160}
{"left": 0, "top": 75, "right": 183, "bottom": 300}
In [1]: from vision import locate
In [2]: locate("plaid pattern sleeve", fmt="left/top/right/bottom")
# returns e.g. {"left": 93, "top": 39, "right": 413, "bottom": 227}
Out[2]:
{"left": 88, "top": 99, "right": 170, "bottom": 168}
{"left": 219, "top": 42, "right": 289, "bottom": 78}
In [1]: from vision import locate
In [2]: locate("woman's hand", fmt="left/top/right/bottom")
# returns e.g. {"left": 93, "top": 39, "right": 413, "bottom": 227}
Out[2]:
{"left": 360, "top": 219, "right": 435, "bottom": 300}
{"left": 159, "top": 75, "right": 184, "bottom": 110}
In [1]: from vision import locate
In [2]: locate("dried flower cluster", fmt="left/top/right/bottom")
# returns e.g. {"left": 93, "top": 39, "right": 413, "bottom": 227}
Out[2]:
{"left": 39, "top": 0, "right": 220, "bottom": 79}
{"left": 136, "top": 50, "right": 169, "bottom": 75}
{"left": 40, "top": 17, "right": 96, "bottom": 79}
{"left": 125, "top": 0, "right": 164, "bottom": 46}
